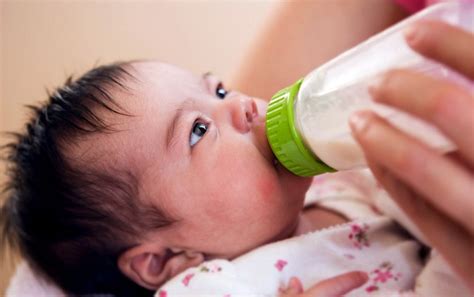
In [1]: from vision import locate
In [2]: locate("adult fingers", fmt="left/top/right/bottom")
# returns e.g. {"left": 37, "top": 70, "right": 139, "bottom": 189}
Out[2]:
{"left": 350, "top": 110, "right": 474, "bottom": 234}
{"left": 366, "top": 157, "right": 474, "bottom": 290}
{"left": 370, "top": 69, "right": 474, "bottom": 167}
{"left": 405, "top": 20, "right": 474, "bottom": 79}
{"left": 304, "top": 271, "right": 368, "bottom": 297}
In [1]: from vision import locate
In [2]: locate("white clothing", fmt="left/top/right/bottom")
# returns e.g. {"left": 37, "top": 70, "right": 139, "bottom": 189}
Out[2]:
{"left": 156, "top": 169, "right": 469, "bottom": 297}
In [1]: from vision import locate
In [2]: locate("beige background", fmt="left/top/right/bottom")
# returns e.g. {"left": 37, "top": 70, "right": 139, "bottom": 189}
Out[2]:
{"left": 0, "top": 0, "right": 276, "bottom": 293}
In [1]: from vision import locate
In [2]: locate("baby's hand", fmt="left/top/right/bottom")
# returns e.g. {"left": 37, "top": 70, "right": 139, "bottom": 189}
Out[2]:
{"left": 279, "top": 271, "right": 368, "bottom": 297}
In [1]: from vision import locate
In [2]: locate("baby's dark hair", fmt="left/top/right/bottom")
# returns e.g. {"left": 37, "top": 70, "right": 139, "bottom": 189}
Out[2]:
{"left": 1, "top": 62, "right": 174, "bottom": 296}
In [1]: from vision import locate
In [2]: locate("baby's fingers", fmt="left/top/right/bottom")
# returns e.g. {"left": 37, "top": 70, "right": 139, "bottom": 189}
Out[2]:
{"left": 304, "top": 271, "right": 368, "bottom": 297}
{"left": 279, "top": 277, "right": 304, "bottom": 296}
{"left": 405, "top": 20, "right": 474, "bottom": 79}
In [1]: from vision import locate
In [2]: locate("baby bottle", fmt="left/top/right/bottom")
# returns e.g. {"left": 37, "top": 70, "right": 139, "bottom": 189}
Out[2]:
{"left": 266, "top": 2, "right": 474, "bottom": 176}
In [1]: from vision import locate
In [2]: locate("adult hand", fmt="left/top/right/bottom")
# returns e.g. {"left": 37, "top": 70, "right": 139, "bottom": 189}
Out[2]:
{"left": 350, "top": 20, "right": 474, "bottom": 290}
{"left": 279, "top": 271, "right": 367, "bottom": 297}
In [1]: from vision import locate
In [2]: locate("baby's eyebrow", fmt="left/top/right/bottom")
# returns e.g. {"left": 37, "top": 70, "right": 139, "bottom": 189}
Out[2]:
{"left": 166, "top": 98, "right": 195, "bottom": 152}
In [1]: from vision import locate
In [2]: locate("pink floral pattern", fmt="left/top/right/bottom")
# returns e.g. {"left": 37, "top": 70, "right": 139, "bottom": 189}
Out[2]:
{"left": 348, "top": 223, "right": 370, "bottom": 249}
{"left": 182, "top": 273, "right": 195, "bottom": 287}
{"left": 176, "top": 264, "right": 224, "bottom": 288}
{"left": 157, "top": 290, "right": 167, "bottom": 297}
{"left": 365, "top": 261, "right": 402, "bottom": 293}
{"left": 274, "top": 259, "right": 288, "bottom": 271}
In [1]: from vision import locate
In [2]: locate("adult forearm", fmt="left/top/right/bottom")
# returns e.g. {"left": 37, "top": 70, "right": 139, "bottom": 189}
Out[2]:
{"left": 230, "top": 0, "right": 408, "bottom": 100}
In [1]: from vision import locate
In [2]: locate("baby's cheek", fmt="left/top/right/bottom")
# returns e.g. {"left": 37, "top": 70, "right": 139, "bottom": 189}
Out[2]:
{"left": 257, "top": 176, "right": 279, "bottom": 204}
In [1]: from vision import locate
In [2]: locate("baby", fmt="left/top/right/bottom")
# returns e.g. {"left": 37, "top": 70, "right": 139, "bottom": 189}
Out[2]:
{"left": 1, "top": 61, "right": 469, "bottom": 297}
{"left": 1, "top": 60, "right": 318, "bottom": 296}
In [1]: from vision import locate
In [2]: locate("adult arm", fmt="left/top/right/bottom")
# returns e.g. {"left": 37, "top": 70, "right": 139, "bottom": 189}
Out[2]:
{"left": 230, "top": 0, "right": 408, "bottom": 100}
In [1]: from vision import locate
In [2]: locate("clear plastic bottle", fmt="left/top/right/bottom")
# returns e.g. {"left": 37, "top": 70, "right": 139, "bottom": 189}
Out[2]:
{"left": 266, "top": 2, "right": 474, "bottom": 177}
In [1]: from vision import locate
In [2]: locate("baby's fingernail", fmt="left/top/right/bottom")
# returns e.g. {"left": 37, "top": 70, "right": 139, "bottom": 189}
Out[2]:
{"left": 349, "top": 111, "right": 372, "bottom": 133}
{"left": 356, "top": 271, "right": 369, "bottom": 283}
{"left": 289, "top": 277, "right": 298, "bottom": 287}
{"left": 286, "top": 276, "right": 303, "bottom": 294}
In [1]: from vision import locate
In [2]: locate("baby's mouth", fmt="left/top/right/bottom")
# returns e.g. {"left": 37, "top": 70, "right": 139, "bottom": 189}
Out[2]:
{"left": 272, "top": 154, "right": 279, "bottom": 168}
{"left": 252, "top": 99, "right": 281, "bottom": 171}
{"left": 264, "top": 134, "right": 280, "bottom": 171}
{"left": 254, "top": 124, "right": 278, "bottom": 170}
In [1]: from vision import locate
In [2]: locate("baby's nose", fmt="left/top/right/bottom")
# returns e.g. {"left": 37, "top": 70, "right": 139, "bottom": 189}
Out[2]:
{"left": 232, "top": 96, "right": 258, "bottom": 133}
{"left": 243, "top": 97, "right": 258, "bottom": 123}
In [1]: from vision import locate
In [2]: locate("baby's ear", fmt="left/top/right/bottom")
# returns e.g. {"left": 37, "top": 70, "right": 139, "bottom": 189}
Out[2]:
{"left": 118, "top": 244, "right": 204, "bottom": 290}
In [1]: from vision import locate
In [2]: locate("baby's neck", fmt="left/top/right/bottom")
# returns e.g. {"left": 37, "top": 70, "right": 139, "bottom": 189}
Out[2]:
{"left": 293, "top": 206, "right": 348, "bottom": 236}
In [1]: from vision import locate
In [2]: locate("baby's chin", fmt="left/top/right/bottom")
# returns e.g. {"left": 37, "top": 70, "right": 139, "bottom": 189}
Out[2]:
{"left": 280, "top": 169, "right": 312, "bottom": 203}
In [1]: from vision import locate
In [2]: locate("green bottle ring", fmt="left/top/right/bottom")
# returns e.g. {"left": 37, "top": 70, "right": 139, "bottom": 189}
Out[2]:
{"left": 266, "top": 79, "right": 335, "bottom": 176}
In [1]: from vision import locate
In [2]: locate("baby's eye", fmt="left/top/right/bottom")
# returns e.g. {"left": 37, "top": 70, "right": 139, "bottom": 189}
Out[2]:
{"left": 190, "top": 121, "right": 208, "bottom": 147}
{"left": 216, "top": 82, "right": 228, "bottom": 99}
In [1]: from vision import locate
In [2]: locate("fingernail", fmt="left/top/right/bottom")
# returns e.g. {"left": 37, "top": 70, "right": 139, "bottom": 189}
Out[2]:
{"left": 356, "top": 271, "right": 369, "bottom": 283}
{"left": 367, "top": 76, "right": 383, "bottom": 101}
{"left": 288, "top": 276, "right": 303, "bottom": 294}
{"left": 404, "top": 23, "right": 421, "bottom": 46}
{"left": 349, "top": 111, "right": 372, "bottom": 133}
{"left": 279, "top": 277, "right": 298, "bottom": 295}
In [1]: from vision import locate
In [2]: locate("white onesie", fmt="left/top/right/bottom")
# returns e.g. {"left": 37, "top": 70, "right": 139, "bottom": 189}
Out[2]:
{"left": 155, "top": 169, "right": 470, "bottom": 297}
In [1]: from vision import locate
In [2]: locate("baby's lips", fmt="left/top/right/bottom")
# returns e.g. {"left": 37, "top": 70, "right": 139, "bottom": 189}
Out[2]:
{"left": 254, "top": 99, "right": 268, "bottom": 123}
{"left": 251, "top": 99, "right": 274, "bottom": 166}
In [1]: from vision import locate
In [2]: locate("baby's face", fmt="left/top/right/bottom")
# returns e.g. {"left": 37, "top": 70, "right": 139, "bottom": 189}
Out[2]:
{"left": 85, "top": 61, "right": 311, "bottom": 259}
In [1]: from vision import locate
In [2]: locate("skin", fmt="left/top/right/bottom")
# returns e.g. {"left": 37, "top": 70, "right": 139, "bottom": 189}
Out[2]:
{"left": 350, "top": 21, "right": 474, "bottom": 291}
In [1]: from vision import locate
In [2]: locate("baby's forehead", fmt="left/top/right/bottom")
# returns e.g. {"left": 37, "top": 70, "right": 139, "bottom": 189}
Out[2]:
{"left": 132, "top": 61, "right": 199, "bottom": 88}
{"left": 115, "top": 61, "right": 201, "bottom": 114}
{"left": 67, "top": 61, "right": 197, "bottom": 174}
